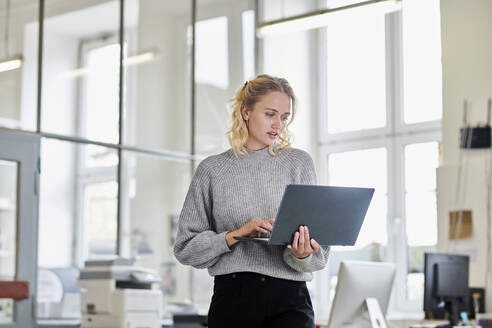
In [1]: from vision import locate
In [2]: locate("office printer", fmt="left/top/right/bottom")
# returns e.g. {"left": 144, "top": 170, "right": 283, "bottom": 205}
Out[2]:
{"left": 79, "top": 258, "right": 162, "bottom": 328}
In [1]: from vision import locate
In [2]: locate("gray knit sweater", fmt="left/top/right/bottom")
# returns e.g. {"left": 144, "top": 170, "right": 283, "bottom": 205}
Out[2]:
{"left": 173, "top": 146, "right": 330, "bottom": 281}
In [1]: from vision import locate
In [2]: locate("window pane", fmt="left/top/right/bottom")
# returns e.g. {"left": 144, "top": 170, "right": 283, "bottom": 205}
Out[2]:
{"left": 242, "top": 10, "right": 255, "bottom": 81}
{"left": 0, "top": 0, "right": 38, "bottom": 131}
{"left": 85, "top": 43, "right": 120, "bottom": 144}
{"left": 405, "top": 192, "right": 437, "bottom": 246}
{"left": 328, "top": 148, "right": 388, "bottom": 247}
{"left": 0, "top": 299, "right": 13, "bottom": 323}
{"left": 327, "top": 0, "right": 367, "bottom": 7}
{"left": 195, "top": 16, "right": 229, "bottom": 90}
{"left": 85, "top": 181, "right": 118, "bottom": 258}
{"left": 405, "top": 142, "right": 438, "bottom": 192}
{"left": 262, "top": 22, "right": 325, "bottom": 313}
{"left": 42, "top": 1, "right": 119, "bottom": 142}
{"left": 39, "top": 138, "right": 118, "bottom": 267}
{"left": 261, "top": 0, "right": 320, "bottom": 22}
{"left": 120, "top": 151, "right": 192, "bottom": 315}
{"left": 326, "top": 9, "right": 386, "bottom": 133}
{"left": 263, "top": 27, "right": 317, "bottom": 151}
{"left": 404, "top": 141, "right": 439, "bottom": 301}
{"left": 123, "top": 0, "right": 191, "bottom": 152}
{"left": 85, "top": 145, "right": 118, "bottom": 168}
{"left": 194, "top": 12, "right": 230, "bottom": 157}
{"left": 404, "top": 142, "right": 438, "bottom": 245}
{"left": 402, "top": 0, "right": 442, "bottom": 123}
{"left": 0, "top": 160, "right": 18, "bottom": 323}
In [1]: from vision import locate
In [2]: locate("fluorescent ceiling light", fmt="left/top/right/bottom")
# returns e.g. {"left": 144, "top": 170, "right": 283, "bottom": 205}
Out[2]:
{"left": 0, "top": 56, "right": 23, "bottom": 73}
{"left": 58, "top": 67, "right": 88, "bottom": 79}
{"left": 57, "top": 50, "right": 157, "bottom": 79}
{"left": 123, "top": 51, "right": 156, "bottom": 66}
{"left": 258, "top": 0, "right": 401, "bottom": 37}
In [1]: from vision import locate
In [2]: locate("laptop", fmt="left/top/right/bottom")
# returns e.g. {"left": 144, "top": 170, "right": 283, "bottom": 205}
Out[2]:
{"left": 234, "top": 184, "right": 374, "bottom": 246}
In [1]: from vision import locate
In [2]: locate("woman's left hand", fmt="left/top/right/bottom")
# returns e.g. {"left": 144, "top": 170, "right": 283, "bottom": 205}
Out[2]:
{"left": 287, "top": 225, "right": 320, "bottom": 259}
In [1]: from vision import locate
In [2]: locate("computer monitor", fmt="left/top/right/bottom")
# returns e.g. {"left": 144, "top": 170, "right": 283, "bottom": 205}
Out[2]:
{"left": 327, "top": 261, "right": 396, "bottom": 328}
{"left": 424, "top": 253, "right": 469, "bottom": 327}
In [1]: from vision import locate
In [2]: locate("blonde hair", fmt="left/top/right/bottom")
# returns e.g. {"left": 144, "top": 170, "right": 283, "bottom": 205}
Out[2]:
{"left": 227, "top": 74, "right": 296, "bottom": 156}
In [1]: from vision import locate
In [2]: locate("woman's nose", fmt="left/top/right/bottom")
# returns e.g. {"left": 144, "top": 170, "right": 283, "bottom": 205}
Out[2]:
{"left": 272, "top": 116, "right": 281, "bottom": 128}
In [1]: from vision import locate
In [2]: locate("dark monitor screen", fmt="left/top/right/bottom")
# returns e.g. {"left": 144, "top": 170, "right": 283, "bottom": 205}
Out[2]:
{"left": 435, "top": 262, "right": 469, "bottom": 297}
{"left": 424, "top": 252, "right": 469, "bottom": 320}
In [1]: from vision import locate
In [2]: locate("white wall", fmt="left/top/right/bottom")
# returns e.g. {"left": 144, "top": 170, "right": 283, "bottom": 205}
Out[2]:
{"left": 440, "top": 0, "right": 492, "bottom": 166}
{"left": 438, "top": 0, "right": 492, "bottom": 311}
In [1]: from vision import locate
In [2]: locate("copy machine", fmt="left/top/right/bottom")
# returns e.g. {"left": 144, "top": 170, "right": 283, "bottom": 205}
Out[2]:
{"left": 79, "top": 258, "right": 162, "bottom": 328}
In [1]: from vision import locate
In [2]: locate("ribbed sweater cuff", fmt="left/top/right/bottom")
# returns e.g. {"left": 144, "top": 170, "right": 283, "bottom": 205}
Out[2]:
{"left": 213, "top": 231, "right": 233, "bottom": 254}
{"left": 290, "top": 253, "right": 313, "bottom": 264}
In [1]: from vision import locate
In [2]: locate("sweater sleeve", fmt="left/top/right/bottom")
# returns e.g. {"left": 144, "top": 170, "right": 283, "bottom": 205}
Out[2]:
{"left": 173, "top": 161, "right": 232, "bottom": 269}
{"left": 283, "top": 150, "right": 331, "bottom": 273}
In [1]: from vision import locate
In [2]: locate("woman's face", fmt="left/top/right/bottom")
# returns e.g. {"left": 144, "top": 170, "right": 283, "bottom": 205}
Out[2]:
{"left": 242, "top": 91, "right": 291, "bottom": 150}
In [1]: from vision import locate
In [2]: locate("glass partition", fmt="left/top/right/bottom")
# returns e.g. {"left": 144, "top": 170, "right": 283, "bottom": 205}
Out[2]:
{"left": 262, "top": 28, "right": 317, "bottom": 152}
{"left": 120, "top": 150, "right": 193, "bottom": 315}
{"left": 193, "top": 1, "right": 253, "bottom": 158}
{"left": 0, "top": 160, "right": 18, "bottom": 323}
{"left": 41, "top": 0, "right": 120, "bottom": 142}
{"left": 260, "top": 0, "right": 320, "bottom": 22}
{"left": 38, "top": 138, "right": 118, "bottom": 269}
{"left": 123, "top": 0, "right": 192, "bottom": 153}
{"left": 194, "top": 13, "right": 230, "bottom": 157}
{"left": 0, "top": 0, "right": 39, "bottom": 131}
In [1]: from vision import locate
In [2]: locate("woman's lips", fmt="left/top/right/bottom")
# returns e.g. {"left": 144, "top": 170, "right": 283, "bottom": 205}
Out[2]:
{"left": 267, "top": 132, "right": 278, "bottom": 139}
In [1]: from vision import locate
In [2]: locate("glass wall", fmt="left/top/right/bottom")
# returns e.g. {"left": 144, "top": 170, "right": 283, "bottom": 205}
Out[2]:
{"left": 0, "top": 160, "right": 18, "bottom": 323}
{"left": 41, "top": 0, "right": 120, "bottom": 141}
{"left": 260, "top": 0, "right": 323, "bottom": 316}
{"left": 261, "top": 0, "right": 320, "bottom": 22}
{"left": 120, "top": 150, "right": 192, "bottom": 315}
{"left": 0, "top": 0, "right": 39, "bottom": 131}
{"left": 27, "top": 0, "right": 255, "bottom": 321}
{"left": 194, "top": 1, "right": 253, "bottom": 159}
{"left": 38, "top": 138, "right": 119, "bottom": 269}
{"left": 123, "top": 0, "right": 191, "bottom": 152}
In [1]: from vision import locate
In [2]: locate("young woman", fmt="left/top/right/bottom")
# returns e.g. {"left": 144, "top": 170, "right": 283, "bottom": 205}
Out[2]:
{"left": 173, "top": 74, "right": 330, "bottom": 328}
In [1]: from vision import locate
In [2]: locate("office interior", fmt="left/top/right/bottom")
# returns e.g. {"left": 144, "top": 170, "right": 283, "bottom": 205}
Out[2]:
{"left": 0, "top": 0, "right": 491, "bottom": 327}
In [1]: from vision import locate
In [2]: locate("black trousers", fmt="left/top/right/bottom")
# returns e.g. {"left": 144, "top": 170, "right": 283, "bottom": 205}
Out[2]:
{"left": 208, "top": 272, "right": 315, "bottom": 328}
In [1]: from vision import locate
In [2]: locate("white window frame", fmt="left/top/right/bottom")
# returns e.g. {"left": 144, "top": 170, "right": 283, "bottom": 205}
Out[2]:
{"left": 316, "top": 9, "right": 442, "bottom": 316}
{"left": 73, "top": 35, "right": 120, "bottom": 267}
{"left": 392, "top": 131, "right": 441, "bottom": 313}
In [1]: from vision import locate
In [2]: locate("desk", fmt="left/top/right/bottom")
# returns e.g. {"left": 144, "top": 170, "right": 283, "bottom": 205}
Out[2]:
{"left": 37, "top": 318, "right": 174, "bottom": 328}
{"left": 410, "top": 323, "right": 479, "bottom": 328}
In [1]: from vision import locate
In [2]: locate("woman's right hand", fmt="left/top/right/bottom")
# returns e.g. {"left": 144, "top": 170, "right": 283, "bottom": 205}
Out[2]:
{"left": 226, "top": 218, "right": 275, "bottom": 247}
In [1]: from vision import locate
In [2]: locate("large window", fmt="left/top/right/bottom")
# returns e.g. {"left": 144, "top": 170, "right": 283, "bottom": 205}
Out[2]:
{"left": 325, "top": 9, "right": 387, "bottom": 134}
{"left": 318, "top": 0, "right": 442, "bottom": 316}
{"left": 77, "top": 39, "right": 120, "bottom": 261}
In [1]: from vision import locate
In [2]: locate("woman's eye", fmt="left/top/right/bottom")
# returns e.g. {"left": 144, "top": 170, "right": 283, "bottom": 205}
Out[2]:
{"left": 266, "top": 113, "right": 274, "bottom": 117}
{"left": 282, "top": 117, "right": 289, "bottom": 122}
